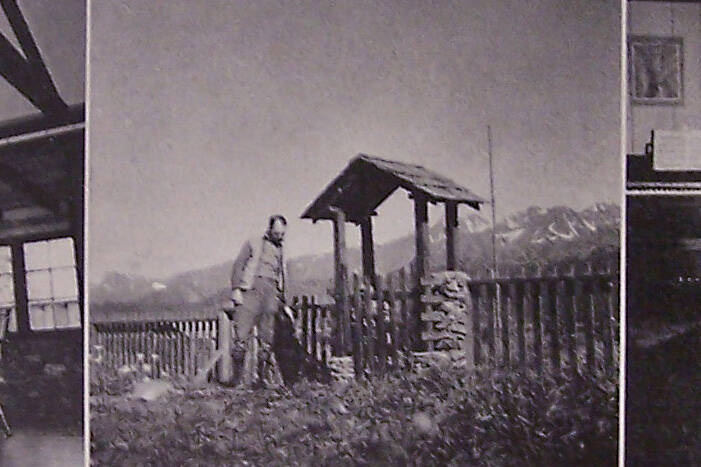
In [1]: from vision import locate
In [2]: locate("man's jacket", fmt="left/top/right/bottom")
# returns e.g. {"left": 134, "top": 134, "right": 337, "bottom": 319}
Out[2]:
{"left": 231, "top": 235, "right": 288, "bottom": 301}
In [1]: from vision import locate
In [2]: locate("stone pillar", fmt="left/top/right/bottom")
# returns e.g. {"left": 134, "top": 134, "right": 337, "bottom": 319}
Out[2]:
{"left": 418, "top": 271, "right": 475, "bottom": 369}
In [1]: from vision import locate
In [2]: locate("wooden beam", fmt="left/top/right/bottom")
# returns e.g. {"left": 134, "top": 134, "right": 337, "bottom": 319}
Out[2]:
{"left": 0, "top": 103, "right": 83, "bottom": 140}
{"left": 10, "top": 242, "right": 29, "bottom": 333}
{"left": 0, "top": 32, "right": 39, "bottom": 102}
{"left": 0, "top": 0, "right": 67, "bottom": 115}
{"left": 446, "top": 201, "right": 458, "bottom": 270}
{"left": 72, "top": 231, "right": 83, "bottom": 324}
{"left": 360, "top": 216, "right": 376, "bottom": 286}
{"left": 331, "top": 207, "right": 350, "bottom": 353}
{"left": 0, "top": 219, "right": 71, "bottom": 244}
{"left": 68, "top": 136, "right": 84, "bottom": 322}
{"left": 413, "top": 192, "right": 430, "bottom": 350}
{"left": 413, "top": 192, "right": 430, "bottom": 287}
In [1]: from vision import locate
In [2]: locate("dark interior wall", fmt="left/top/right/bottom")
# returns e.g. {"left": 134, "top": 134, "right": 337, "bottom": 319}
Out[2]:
{"left": 0, "top": 330, "right": 83, "bottom": 434}
{"left": 626, "top": 195, "right": 701, "bottom": 316}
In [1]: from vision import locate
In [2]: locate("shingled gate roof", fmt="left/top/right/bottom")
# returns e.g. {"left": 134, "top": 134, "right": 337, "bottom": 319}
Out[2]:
{"left": 301, "top": 154, "right": 485, "bottom": 223}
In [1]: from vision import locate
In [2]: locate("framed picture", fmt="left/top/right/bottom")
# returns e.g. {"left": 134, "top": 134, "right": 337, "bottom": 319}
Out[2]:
{"left": 629, "top": 35, "right": 683, "bottom": 105}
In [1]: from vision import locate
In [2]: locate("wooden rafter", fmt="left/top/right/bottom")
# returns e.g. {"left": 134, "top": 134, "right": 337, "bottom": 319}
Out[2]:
{"left": 0, "top": 0, "right": 67, "bottom": 115}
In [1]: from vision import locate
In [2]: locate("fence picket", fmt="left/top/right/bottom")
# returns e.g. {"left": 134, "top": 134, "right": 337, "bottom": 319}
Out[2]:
{"left": 351, "top": 274, "right": 363, "bottom": 378}
{"left": 376, "top": 276, "right": 387, "bottom": 375}
{"left": 364, "top": 276, "right": 375, "bottom": 376}
{"left": 566, "top": 277, "right": 579, "bottom": 376}
{"left": 534, "top": 280, "right": 545, "bottom": 374}
{"left": 386, "top": 275, "right": 399, "bottom": 369}
{"left": 548, "top": 279, "right": 562, "bottom": 374}
{"left": 311, "top": 296, "right": 319, "bottom": 360}
{"left": 486, "top": 283, "right": 496, "bottom": 366}
{"left": 603, "top": 277, "right": 616, "bottom": 370}
{"left": 399, "top": 268, "right": 410, "bottom": 352}
{"left": 470, "top": 284, "right": 482, "bottom": 367}
{"left": 515, "top": 281, "right": 526, "bottom": 367}
{"left": 301, "top": 296, "right": 309, "bottom": 355}
{"left": 502, "top": 284, "right": 512, "bottom": 367}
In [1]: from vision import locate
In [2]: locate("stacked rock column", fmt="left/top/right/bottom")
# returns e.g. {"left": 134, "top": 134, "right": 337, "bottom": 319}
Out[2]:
{"left": 420, "top": 271, "right": 475, "bottom": 368}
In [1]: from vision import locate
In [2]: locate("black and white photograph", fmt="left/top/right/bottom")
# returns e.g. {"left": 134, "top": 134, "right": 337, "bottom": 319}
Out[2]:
{"left": 87, "top": 1, "right": 623, "bottom": 465}
{"left": 624, "top": 194, "right": 700, "bottom": 465}
{"left": 6, "top": 0, "right": 701, "bottom": 465}
{"left": 0, "top": 0, "right": 85, "bottom": 465}
{"left": 624, "top": 1, "right": 700, "bottom": 465}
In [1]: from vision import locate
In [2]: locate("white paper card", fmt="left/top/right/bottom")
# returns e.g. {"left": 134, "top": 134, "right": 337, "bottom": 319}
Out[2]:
{"left": 654, "top": 130, "right": 701, "bottom": 171}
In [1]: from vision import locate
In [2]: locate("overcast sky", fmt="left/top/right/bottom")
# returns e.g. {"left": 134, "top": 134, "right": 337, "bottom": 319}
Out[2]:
{"left": 89, "top": 0, "right": 621, "bottom": 282}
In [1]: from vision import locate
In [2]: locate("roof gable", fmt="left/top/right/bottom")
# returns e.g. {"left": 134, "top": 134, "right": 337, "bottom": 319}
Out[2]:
{"left": 301, "top": 154, "right": 485, "bottom": 223}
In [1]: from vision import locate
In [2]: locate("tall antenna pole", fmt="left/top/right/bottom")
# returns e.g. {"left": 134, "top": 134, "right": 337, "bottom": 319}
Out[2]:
{"left": 488, "top": 124, "right": 497, "bottom": 278}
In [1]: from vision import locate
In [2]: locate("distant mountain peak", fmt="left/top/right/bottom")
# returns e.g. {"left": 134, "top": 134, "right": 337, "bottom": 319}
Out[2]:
{"left": 91, "top": 203, "right": 620, "bottom": 310}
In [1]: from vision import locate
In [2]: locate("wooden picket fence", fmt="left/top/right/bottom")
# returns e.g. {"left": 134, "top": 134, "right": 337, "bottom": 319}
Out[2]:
{"left": 91, "top": 299, "right": 335, "bottom": 379}
{"left": 287, "top": 297, "right": 334, "bottom": 364}
{"left": 348, "top": 263, "right": 619, "bottom": 379}
{"left": 92, "top": 262, "right": 619, "bottom": 382}
{"left": 92, "top": 319, "right": 219, "bottom": 379}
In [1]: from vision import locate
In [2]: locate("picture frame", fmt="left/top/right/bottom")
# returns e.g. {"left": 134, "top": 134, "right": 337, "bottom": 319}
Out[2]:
{"left": 629, "top": 35, "right": 683, "bottom": 105}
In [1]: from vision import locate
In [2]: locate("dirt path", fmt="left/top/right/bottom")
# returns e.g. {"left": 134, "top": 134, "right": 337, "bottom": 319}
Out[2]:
{"left": 0, "top": 430, "right": 83, "bottom": 467}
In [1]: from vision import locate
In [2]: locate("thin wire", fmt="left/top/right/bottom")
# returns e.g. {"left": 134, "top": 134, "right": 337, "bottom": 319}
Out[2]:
{"left": 488, "top": 125, "right": 497, "bottom": 278}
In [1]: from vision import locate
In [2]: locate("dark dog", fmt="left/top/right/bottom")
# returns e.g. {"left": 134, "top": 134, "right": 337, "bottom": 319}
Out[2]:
{"left": 273, "top": 312, "right": 332, "bottom": 386}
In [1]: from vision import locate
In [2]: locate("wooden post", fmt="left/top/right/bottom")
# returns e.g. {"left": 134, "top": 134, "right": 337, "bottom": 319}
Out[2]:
{"left": 217, "top": 310, "right": 232, "bottom": 384}
{"left": 73, "top": 233, "right": 84, "bottom": 326}
{"left": 413, "top": 192, "right": 429, "bottom": 348}
{"left": 360, "top": 216, "right": 377, "bottom": 286}
{"left": 413, "top": 192, "right": 430, "bottom": 288}
{"left": 10, "top": 242, "right": 29, "bottom": 333}
{"left": 67, "top": 135, "right": 85, "bottom": 326}
{"left": 445, "top": 201, "right": 458, "bottom": 271}
{"left": 331, "top": 207, "right": 350, "bottom": 354}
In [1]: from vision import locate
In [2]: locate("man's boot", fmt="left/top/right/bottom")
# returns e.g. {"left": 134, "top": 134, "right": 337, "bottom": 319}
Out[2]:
{"left": 259, "top": 342, "right": 284, "bottom": 389}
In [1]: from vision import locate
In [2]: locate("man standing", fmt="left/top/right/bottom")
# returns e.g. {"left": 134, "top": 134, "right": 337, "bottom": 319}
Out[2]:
{"left": 230, "top": 215, "right": 288, "bottom": 388}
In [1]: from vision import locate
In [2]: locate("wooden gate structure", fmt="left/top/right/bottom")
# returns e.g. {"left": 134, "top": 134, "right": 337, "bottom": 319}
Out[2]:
{"left": 301, "top": 154, "right": 486, "bottom": 353}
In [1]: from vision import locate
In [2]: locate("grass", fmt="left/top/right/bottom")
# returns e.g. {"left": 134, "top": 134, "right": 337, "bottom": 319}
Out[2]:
{"left": 91, "top": 362, "right": 617, "bottom": 466}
